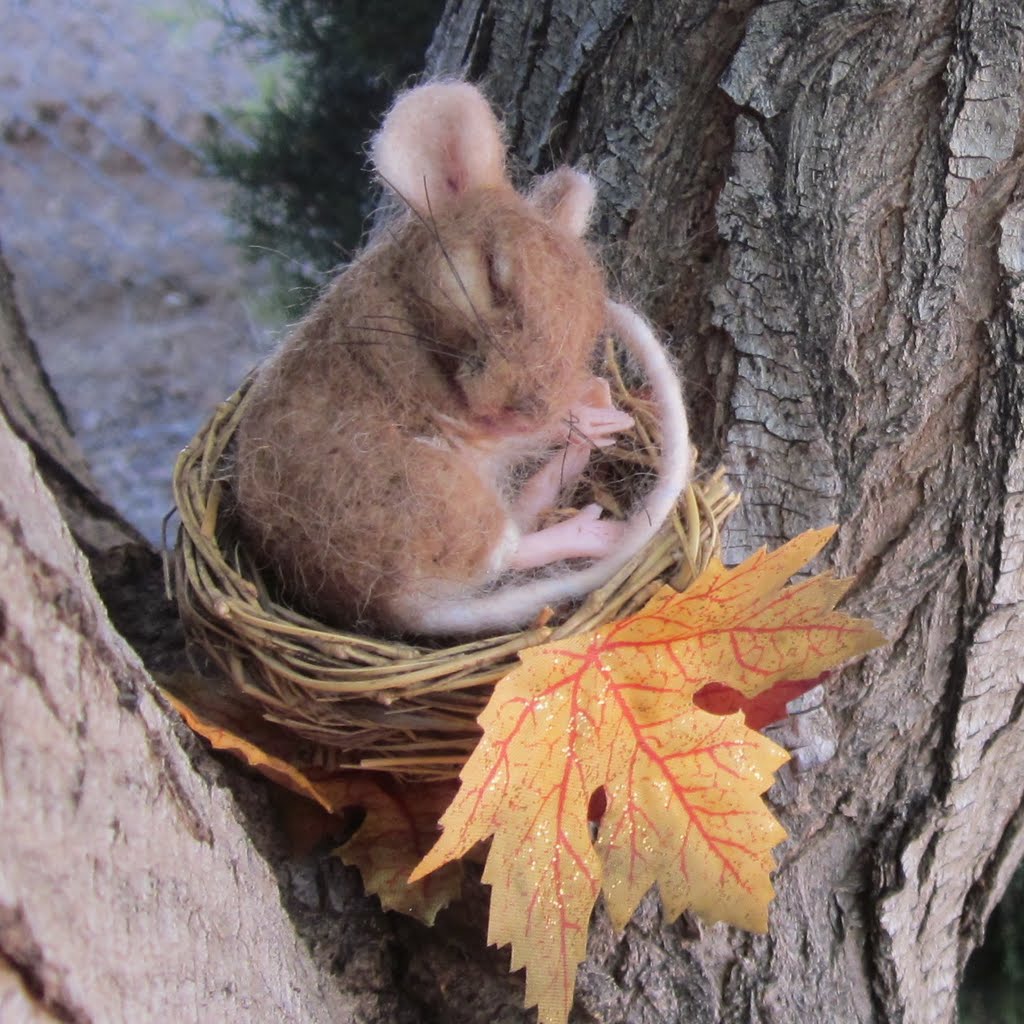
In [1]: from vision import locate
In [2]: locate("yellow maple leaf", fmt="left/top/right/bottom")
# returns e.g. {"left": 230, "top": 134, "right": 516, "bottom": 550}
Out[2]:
{"left": 163, "top": 690, "right": 461, "bottom": 924}
{"left": 410, "top": 526, "right": 884, "bottom": 1024}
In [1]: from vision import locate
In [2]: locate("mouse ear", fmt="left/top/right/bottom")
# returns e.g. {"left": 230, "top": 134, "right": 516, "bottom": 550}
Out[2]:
{"left": 371, "top": 82, "right": 508, "bottom": 216}
{"left": 529, "top": 167, "right": 597, "bottom": 237}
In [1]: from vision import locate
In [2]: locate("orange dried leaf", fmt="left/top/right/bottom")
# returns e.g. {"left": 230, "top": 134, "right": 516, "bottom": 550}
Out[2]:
{"left": 411, "top": 526, "right": 884, "bottom": 1024}
{"left": 162, "top": 689, "right": 461, "bottom": 924}
{"left": 320, "top": 776, "right": 462, "bottom": 925}
{"left": 164, "top": 691, "right": 331, "bottom": 810}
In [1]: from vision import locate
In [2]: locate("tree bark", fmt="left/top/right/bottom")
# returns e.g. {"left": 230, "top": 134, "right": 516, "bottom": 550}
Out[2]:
{"left": 3, "top": 2, "right": 1024, "bottom": 1023}
{"left": 428, "top": 1, "right": 1024, "bottom": 1021}
{"left": 0, "top": 330, "right": 354, "bottom": 1020}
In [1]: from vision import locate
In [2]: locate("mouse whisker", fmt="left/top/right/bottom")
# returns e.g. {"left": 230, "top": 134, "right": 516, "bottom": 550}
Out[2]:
{"left": 379, "top": 221, "right": 490, "bottom": 342}
{"left": 364, "top": 302, "right": 465, "bottom": 341}
{"left": 377, "top": 224, "right": 487, "bottom": 352}
{"left": 410, "top": 289, "right": 477, "bottom": 336}
{"left": 341, "top": 322, "right": 463, "bottom": 361}
{"left": 563, "top": 414, "right": 603, "bottom": 452}
{"left": 358, "top": 313, "right": 423, "bottom": 326}
{"left": 421, "top": 178, "right": 511, "bottom": 364}
{"left": 377, "top": 171, "right": 510, "bottom": 364}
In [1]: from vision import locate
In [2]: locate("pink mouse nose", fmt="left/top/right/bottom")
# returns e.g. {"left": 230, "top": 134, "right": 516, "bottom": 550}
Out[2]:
{"left": 506, "top": 395, "right": 547, "bottom": 418}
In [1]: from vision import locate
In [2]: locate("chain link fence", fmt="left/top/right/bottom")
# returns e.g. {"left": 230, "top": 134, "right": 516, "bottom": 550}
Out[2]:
{"left": 2, "top": 0, "right": 275, "bottom": 539}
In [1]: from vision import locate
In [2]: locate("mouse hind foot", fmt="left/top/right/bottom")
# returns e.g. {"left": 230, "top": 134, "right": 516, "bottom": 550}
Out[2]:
{"left": 509, "top": 504, "right": 625, "bottom": 571}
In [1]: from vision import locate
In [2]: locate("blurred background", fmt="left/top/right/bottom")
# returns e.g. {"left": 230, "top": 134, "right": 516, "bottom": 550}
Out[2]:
{"left": 2, "top": 0, "right": 436, "bottom": 540}
{"left": 4, "top": 0, "right": 272, "bottom": 538}
{"left": 0, "top": 0, "right": 1016, "bottom": 1017}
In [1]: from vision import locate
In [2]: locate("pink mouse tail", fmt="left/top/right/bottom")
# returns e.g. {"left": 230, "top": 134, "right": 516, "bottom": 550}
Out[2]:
{"left": 398, "top": 300, "right": 693, "bottom": 637}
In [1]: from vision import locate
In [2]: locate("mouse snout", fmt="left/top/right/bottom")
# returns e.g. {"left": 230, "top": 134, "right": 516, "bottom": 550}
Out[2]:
{"left": 503, "top": 394, "right": 546, "bottom": 419}
{"left": 460, "top": 378, "right": 554, "bottom": 437}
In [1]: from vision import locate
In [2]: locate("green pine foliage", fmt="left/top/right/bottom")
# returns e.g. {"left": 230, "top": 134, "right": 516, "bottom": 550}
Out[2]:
{"left": 210, "top": 0, "right": 444, "bottom": 306}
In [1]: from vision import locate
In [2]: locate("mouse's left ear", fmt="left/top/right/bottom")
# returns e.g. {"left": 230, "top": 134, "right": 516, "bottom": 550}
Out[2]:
{"left": 529, "top": 167, "right": 597, "bottom": 238}
{"left": 372, "top": 81, "right": 508, "bottom": 217}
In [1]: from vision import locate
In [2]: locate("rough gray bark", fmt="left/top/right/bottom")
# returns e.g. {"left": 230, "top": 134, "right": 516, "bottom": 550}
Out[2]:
{"left": 3, "top": 2, "right": 1023, "bottom": 1023}
{"left": 427, "top": 1, "right": 1024, "bottom": 1022}
{"left": 0, "top": 376, "right": 358, "bottom": 1020}
{"left": 0, "top": 244, "right": 561, "bottom": 1024}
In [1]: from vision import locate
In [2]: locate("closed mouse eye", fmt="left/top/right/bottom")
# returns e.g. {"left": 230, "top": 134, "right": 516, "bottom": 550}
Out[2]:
{"left": 459, "top": 348, "right": 486, "bottom": 375}
{"left": 430, "top": 342, "right": 464, "bottom": 383}
{"left": 485, "top": 248, "right": 513, "bottom": 306}
{"left": 428, "top": 334, "right": 484, "bottom": 389}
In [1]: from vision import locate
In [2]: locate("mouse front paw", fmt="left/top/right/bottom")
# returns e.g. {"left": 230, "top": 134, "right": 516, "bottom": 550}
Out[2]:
{"left": 564, "top": 376, "right": 634, "bottom": 448}
{"left": 566, "top": 406, "right": 635, "bottom": 448}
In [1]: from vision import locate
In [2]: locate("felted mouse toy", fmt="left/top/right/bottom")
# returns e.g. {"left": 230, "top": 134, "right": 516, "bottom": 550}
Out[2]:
{"left": 233, "top": 81, "right": 691, "bottom": 637}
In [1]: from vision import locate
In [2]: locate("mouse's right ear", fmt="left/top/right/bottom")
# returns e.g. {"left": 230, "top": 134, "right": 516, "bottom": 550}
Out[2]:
{"left": 529, "top": 167, "right": 597, "bottom": 238}
{"left": 372, "top": 82, "right": 508, "bottom": 217}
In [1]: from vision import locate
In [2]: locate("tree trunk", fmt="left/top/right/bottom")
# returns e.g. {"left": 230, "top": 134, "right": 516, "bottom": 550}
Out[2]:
{"left": 0, "top": 248, "right": 360, "bottom": 1022}
{"left": 428, "top": 0, "right": 1024, "bottom": 1021}
{"left": 3, "top": 1, "right": 1023, "bottom": 1023}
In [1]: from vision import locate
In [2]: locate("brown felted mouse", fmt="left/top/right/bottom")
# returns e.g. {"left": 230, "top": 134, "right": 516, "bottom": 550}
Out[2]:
{"left": 233, "top": 81, "right": 691, "bottom": 637}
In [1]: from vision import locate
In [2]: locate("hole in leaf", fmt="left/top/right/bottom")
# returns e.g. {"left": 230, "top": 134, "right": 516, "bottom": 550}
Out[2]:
{"left": 694, "top": 674, "right": 829, "bottom": 731}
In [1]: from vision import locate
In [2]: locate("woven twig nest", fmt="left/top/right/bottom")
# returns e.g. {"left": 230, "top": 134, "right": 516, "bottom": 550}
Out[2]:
{"left": 171, "top": 341, "right": 739, "bottom": 781}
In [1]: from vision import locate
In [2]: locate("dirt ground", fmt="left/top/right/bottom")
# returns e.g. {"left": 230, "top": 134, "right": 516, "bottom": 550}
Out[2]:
{"left": 2, "top": 0, "right": 277, "bottom": 540}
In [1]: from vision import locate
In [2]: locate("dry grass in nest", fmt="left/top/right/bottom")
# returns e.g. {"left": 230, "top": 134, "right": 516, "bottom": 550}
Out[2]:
{"left": 171, "top": 339, "right": 739, "bottom": 781}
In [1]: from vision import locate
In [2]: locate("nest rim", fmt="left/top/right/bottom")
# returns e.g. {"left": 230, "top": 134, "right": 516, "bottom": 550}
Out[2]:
{"left": 171, "top": 348, "right": 738, "bottom": 780}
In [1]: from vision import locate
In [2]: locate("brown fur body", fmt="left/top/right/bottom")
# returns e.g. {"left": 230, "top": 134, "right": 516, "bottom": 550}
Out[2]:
{"left": 234, "top": 186, "right": 607, "bottom": 632}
